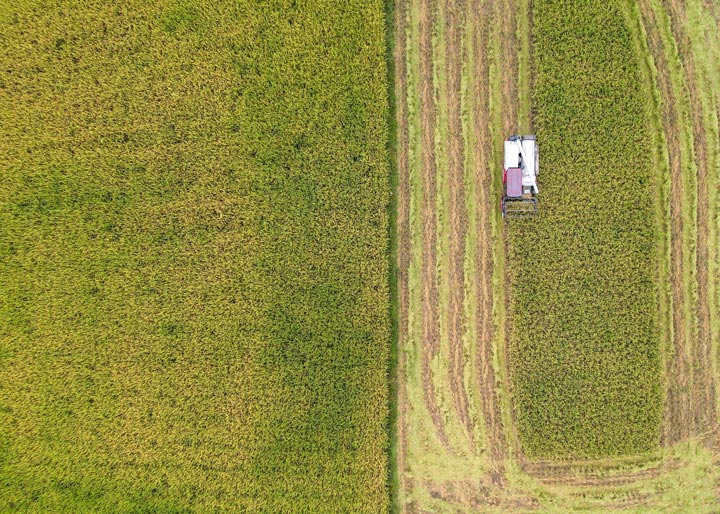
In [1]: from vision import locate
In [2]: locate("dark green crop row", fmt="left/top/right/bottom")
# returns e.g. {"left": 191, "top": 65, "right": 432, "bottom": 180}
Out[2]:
{"left": 0, "top": 1, "right": 389, "bottom": 512}
{"left": 508, "top": 0, "right": 663, "bottom": 458}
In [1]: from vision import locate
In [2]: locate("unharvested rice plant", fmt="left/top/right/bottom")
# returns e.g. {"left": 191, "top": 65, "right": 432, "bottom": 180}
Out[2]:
{"left": 2, "top": 0, "right": 720, "bottom": 512}
{"left": 508, "top": 1, "right": 663, "bottom": 459}
{"left": 0, "top": 1, "right": 390, "bottom": 512}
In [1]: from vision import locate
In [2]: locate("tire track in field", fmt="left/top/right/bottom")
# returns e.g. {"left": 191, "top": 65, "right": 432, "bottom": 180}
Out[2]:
{"left": 664, "top": 0, "right": 717, "bottom": 437}
{"left": 469, "top": 0, "right": 507, "bottom": 474}
{"left": 419, "top": 0, "right": 453, "bottom": 454}
{"left": 637, "top": 0, "right": 692, "bottom": 446}
{"left": 423, "top": 477, "right": 540, "bottom": 511}
{"left": 496, "top": 0, "right": 520, "bottom": 469}
{"left": 482, "top": 0, "right": 520, "bottom": 473}
{"left": 498, "top": 0, "right": 518, "bottom": 131}
{"left": 394, "top": 0, "right": 413, "bottom": 506}
{"left": 524, "top": 458, "right": 681, "bottom": 487}
{"left": 444, "top": 0, "right": 474, "bottom": 450}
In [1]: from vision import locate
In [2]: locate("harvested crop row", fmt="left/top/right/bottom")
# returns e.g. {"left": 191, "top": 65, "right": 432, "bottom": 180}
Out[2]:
{"left": 662, "top": 0, "right": 720, "bottom": 439}
{"left": 507, "top": 0, "right": 663, "bottom": 458}
{"left": 396, "top": 0, "right": 544, "bottom": 510}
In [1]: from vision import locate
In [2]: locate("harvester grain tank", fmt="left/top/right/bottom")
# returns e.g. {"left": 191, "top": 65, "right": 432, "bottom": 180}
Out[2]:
{"left": 501, "top": 135, "right": 539, "bottom": 218}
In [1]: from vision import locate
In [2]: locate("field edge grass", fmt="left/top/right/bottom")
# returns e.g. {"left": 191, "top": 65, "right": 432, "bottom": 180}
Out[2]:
{"left": 384, "top": 0, "right": 402, "bottom": 511}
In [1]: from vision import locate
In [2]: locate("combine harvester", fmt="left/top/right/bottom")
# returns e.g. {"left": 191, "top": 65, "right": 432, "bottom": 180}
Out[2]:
{"left": 501, "top": 135, "right": 539, "bottom": 218}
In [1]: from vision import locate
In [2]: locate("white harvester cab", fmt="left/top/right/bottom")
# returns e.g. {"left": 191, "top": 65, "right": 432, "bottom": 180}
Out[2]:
{"left": 501, "top": 135, "right": 539, "bottom": 218}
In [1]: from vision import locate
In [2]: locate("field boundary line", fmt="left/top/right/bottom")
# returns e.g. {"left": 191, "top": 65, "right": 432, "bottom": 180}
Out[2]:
{"left": 389, "top": 0, "right": 410, "bottom": 509}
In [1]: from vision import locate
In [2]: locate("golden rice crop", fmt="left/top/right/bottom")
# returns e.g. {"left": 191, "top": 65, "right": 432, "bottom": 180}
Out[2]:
{"left": 507, "top": 0, "right": 663, "bottom": 459}
{"left": 0, "top": 0, "right": 390, "bottom": 512}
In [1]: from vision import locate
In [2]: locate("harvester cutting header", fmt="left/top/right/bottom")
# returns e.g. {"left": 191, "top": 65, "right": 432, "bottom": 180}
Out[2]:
{"left": 501, "top": 135, "right": 539, "bottom": 218}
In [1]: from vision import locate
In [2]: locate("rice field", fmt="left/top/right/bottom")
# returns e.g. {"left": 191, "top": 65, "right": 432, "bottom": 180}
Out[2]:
{"left": 0, "top": 1, "right": 390, "bottom": 512}
{"left": 2, "top": 0, "right": 720, "bottom": 512}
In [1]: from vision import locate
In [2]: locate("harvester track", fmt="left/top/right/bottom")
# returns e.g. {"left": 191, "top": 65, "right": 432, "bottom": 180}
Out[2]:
{"left": 394, "top": 0, "right": 720, "bottom": 511}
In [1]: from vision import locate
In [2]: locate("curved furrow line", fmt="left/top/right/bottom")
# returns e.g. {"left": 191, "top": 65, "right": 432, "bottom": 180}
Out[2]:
{"left": 637, "top": 0, "right": 692, "bottom": 446}
{"left": 664, "top": 0, "right": 718, "bottom": 437}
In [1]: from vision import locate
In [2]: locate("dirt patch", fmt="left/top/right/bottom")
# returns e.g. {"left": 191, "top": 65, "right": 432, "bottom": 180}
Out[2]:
{"left": 665, "top": 0, "right": 717, "bottom": 437}
{"left": 419, "top": 0, "right": 453, "bottom": 454}
{"left": 444, "top": 0, "right": 475, "bottom": 450}
{"left": 637, "top": 0, "right": 692, "bottom": 446}
{"left": 424, "top": 478, "right": 540, "bottom": 510}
